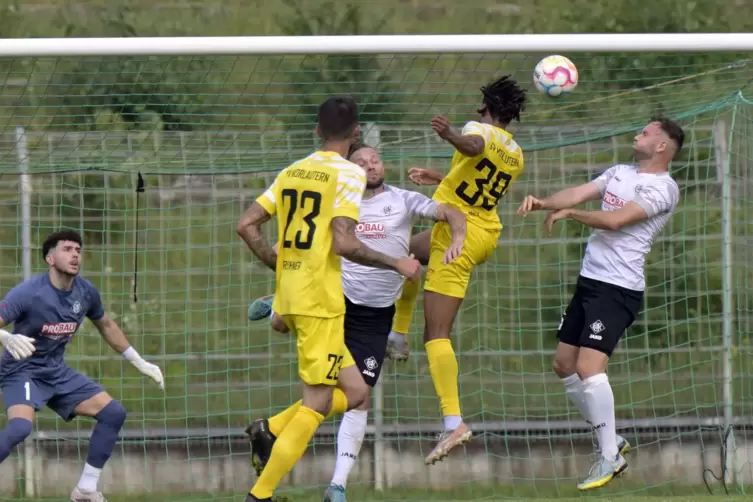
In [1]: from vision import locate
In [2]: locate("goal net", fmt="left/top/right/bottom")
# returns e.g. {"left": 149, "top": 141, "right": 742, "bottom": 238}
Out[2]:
{"left": 0, "top": 39, "right": 752, "bottom": 500}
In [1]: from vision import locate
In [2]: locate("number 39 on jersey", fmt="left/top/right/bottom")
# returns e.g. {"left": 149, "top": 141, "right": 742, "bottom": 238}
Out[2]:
{"left": 454, "top": 158, "right": 513, "bottom": 210}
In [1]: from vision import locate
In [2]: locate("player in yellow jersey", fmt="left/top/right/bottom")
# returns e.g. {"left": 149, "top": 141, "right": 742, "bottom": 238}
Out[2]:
{"left": 387, "top": 76, "right": 527, "bottom": 465}
{"left": 236, "top": 96, "right": 422, "bottom": 502}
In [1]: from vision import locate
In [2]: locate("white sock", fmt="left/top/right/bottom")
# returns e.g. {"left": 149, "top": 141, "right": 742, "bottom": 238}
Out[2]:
{"left": 331, "top": 409, "right": 368, "bottom": 488}
{"left": 582, "top": 373, "right": 618, "bottom": 459}
{"left": 388, "top": 330, "right": 407, "bottom": 345}
{"left": 443, "top": 415, "right": 462, "bottom": 430}
{"left": 562, "top": 374, "right": 590, "bottom": 421}
{"left": 77, "top": 463, "right": 102, "bottom": 493}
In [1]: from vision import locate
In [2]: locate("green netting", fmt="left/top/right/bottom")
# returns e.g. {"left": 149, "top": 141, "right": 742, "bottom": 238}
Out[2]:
{"left": 0, "top": 52, "right": 752, "bottom": 501}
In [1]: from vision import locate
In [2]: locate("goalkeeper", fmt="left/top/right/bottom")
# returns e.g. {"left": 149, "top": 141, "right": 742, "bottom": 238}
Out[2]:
{"left": 246, "top": 143, "right": 466, "bottom": 502}
{"left": 0, "top": 229, "right": 165, "bottom": 502}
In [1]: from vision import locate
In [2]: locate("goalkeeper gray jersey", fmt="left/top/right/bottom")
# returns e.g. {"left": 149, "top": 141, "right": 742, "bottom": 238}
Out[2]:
{"left": 581, "top": 164, "right": 680, "bottom": 291}
{"left": 342, "top": 185, "right": 438, "bottom": 308}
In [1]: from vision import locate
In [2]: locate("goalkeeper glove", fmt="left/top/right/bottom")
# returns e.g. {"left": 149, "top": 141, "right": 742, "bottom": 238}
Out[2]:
{"left": 0, "top": 329, "right": 36, "bottom": 361}
{"left": 122, "top": 346, "right": 165, "bottom": 390}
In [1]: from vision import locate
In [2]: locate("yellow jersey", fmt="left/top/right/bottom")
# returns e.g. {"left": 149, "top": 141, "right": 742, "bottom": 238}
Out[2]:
{"left": 432, "top": 121, "right": 525, "bottom": 231}
{"left": 256, "top": 151, "right": 366, "bottom": 318}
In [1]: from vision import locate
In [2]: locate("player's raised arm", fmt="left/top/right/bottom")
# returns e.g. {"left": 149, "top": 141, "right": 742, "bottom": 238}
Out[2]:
{"left": 431, "top": 116, "right": 485, "bottom": 157}
{"left": 237, "top": 177, "right": 279, "bottom": 271}
{"left": 87, "top": 287, "right": 164, "bottom": 389}
{"left": 518, "top": 165, "right": 623, "bottom": 216}
{"left": 407, "top": 167, "right": 445, "bottom": 186}
{"left": 545, "top": 179, "right": 680, "bottom": 234}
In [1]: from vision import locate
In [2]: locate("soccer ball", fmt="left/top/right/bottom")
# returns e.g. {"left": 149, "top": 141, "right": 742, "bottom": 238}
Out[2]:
{"left": 533, "top": 55, "right": 579, "bottom": 97}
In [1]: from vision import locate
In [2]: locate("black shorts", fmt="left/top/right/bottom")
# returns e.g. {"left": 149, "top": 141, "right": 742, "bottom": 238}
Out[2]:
{"left": 344, "top": 295, "right": 395, "bottom": 387}
{"left": 556, "top": 275, "right": 643, "bottom": 357}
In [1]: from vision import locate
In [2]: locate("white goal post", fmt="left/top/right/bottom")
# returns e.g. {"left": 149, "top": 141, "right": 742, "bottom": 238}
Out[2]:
{"left": 0, "top": 33, "right": 753, "bottom": 56}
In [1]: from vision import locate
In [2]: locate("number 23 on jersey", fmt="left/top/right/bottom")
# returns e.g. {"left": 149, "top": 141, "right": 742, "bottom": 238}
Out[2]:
{"left": 281, "top": 188, "right": 323, "bottom": 250}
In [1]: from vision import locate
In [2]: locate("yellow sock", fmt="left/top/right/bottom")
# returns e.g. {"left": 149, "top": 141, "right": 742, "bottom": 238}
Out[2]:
{"left": 425, "top": 338, "right": 461, "bottom": 417}
{"left": 329, "top": 387, "right": 349, "bottom": 417}
{"left": 268, "top": 401, "right": 300, "bottom": 437}
{"left": 393, "top": 278, "right": 421, "bottom": 334}
{"left": 267, "top": 388, "right": 348, "bottom": 437}
{"left": 250, "top": 405, "right": 323, "bottom": 499}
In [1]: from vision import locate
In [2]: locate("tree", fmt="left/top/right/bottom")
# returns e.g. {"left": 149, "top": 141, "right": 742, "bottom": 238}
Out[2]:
{"left": 273, "top": 0, "right": 403, "bottom": 149}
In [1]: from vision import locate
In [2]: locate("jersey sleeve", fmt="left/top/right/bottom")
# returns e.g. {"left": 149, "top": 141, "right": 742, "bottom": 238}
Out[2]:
{"left": 333, "top": 168, "right": 366, "bottom": 220}
{"left": 86, "top": 283, "right": 105, "bottom": 320}
{"left": 0, "top": 283, "right": 31, "bottom": 325}
{"left": 255, "top": 176, "right": 280, "bottom": 216}
{"left": 461, "top": 121, "right": 492, "bottom": 144}
{"left": 399, "top": 188, "right": 439, "bottom": 219}
{"left": 591, "top": 165, "right": 621, "bottom": 195}
{"left": 633, "top": 179, "right": 680, "bottom": 217}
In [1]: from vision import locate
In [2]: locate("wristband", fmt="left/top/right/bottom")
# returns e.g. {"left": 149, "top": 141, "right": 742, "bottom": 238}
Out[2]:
{"left": 122, "top": 346, "right": 142, "bottom": 362}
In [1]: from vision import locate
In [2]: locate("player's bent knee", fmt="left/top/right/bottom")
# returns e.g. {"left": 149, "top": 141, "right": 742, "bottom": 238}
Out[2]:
{"left": 575, "top": 347, "right": 610, "bottom": 380}
{"left": 7, "top": 404, "right": 35, "bottom": 422}
{"left": 356, "top": 398, "right": 370, "bottom": 412}
{"left": 270, "top": 314, "right": 289, "bottom": 333}
{"left": 552, "top": 356, "right": 575, "bottom": 378}
{"left": 409, "top": 230, "right": 432, "bottom": 265}
{"left": 337, "top": 365, "right": 369, "bottom": 410}
{"left": 302, "top": 384, "right": 335, "bottom": 416}
{"left": 96, "top": 400, "right": 127, "bottom": 428}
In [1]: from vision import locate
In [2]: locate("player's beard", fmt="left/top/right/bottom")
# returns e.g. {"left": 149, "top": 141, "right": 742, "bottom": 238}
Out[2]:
{"left": 366, "top": 177, "right": 384, "bottom": 190}
{"left": 54, "top": 262, "right": 79, "bottom": 278}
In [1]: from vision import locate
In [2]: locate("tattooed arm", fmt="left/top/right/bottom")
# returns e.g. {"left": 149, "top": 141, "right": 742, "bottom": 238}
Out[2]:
{"left": 236, "top": 202, "right": 277, "bottom": 271}
{"left": 331, "top": 216, "right": 401, "bottom": 271}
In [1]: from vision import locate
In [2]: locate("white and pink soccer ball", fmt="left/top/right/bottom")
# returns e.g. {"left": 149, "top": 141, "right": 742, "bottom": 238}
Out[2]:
{"left": 533, "top": 55, "right": 579, "bottom": 97}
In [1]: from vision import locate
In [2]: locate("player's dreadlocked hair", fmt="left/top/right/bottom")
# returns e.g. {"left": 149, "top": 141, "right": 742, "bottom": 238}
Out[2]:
{"left": 478, "top": 75, "right": 527, "bottom": 125}
{"left": 42, "top": 229, "right": 82, "bottom": 258}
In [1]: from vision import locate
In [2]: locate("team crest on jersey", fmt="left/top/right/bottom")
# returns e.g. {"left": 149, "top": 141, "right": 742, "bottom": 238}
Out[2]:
{"left": 356, "top": 222, "right": 386, "bottom": 239}
{"left": 72, "top": 301, "right": 81, "bottom": 314}
{"left": 383, "top": 205, "right": 393, "bottom": 215}
{"left": 41, "top": 322, "right": 78, "bottom": 339}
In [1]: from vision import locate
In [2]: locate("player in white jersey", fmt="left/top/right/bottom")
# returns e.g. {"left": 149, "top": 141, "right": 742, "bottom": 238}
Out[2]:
{"left": 246, "top": 144, "right": 466, "bottom": 502}
{"left": 517, "top": 117, "right": 684, "bottom": 491}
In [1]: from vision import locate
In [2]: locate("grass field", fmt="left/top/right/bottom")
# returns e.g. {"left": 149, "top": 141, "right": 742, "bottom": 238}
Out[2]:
{"left": 48, "top": 485, "right": 750, "bottom": 502}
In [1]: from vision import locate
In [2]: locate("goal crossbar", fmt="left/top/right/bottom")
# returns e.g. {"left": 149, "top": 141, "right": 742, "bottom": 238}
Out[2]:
{"left": 0, "top": 33, "right": 753, "bottom": 56}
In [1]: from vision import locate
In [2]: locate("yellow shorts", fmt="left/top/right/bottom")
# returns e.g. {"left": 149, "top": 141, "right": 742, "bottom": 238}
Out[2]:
{"left": 424, "top": 221, "right": 500, "bottom": 299}
{"left": 282, "top": 314, "right": 355, "bottom": 386}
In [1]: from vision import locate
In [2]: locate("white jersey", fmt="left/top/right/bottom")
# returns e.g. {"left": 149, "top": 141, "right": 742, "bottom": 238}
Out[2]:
{"left": 342, "top": 185, "right": 439, "bottom": 308}
{"left": 580, "top": 164, "right": 679, "bottom": 291}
